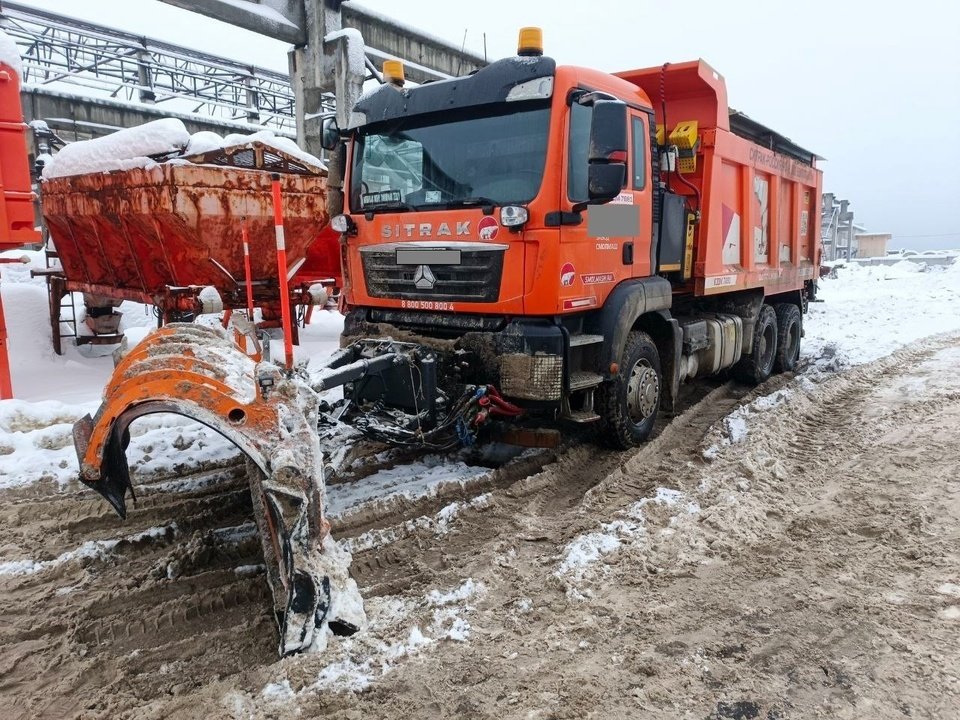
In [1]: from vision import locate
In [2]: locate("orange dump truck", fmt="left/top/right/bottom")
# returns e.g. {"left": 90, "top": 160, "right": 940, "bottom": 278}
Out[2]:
{"left": 321, "top": 31, "right": 822, "bottom": 447}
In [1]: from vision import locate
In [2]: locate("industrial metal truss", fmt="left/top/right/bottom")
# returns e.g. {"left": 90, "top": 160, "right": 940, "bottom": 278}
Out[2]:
{"left": 0, "top": 1, "right": 335, "bottom": 134}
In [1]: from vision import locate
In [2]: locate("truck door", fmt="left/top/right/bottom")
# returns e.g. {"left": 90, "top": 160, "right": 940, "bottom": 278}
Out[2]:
{"left": 627, "top": 112, "right": 654, "bottom": 277}
{"left": 559, "top": 102, "right": 653, "bottom": 313}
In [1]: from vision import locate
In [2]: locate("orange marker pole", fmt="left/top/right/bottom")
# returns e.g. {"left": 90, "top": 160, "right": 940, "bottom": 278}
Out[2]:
{"left": 0, "top": 288, "right": 12, "bottom": 399}
{"left": 241, "top": 219, "right": 254, "bottom": 319}
{"left": 270, "top": 174, "right": 294, "bottom": 371}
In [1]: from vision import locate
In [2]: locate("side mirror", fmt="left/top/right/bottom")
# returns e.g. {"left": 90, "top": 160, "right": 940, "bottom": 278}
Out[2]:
{"left": 587, "top": 99, "right": 627, "bottom": 202}
{"left": 588, "top": 163, "right": 626, "bottom": 201}
{"left": 320, "top": 116, "right": 340, "bottom": 151}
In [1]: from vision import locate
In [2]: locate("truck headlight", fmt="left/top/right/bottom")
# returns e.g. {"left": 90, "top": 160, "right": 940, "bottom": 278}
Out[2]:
{"left": 500, "top": 205, "right": 528, "bottom": 227}
{"left": 330, "top": 214, "right": 351, "bottom": 233}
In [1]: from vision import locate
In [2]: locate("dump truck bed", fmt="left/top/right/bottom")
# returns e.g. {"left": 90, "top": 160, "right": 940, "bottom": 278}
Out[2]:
{"left": 619, "top": 60, "right": 821, "bottom": 297}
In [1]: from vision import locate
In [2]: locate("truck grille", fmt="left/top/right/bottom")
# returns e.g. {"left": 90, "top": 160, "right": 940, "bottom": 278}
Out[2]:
{"left": 361, "top": 244, "right": 506, "bottom": 303}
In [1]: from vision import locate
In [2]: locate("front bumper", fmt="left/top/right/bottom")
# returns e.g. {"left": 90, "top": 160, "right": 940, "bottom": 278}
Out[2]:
{"left": 342, "top": 309, "right": 565, "bottom": 403}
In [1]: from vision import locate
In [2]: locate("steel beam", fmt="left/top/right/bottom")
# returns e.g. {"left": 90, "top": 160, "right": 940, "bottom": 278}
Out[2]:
{"left": 158, "top": 0, "right": 307, "bottom": 45}
{"left": 341, "top": 4, "right": 485, "bottom": 83}
{"left": 157, "top": 0, "right": 487, "bottom": 84}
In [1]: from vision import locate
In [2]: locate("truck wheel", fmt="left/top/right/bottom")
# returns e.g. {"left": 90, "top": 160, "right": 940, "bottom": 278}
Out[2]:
{"left": 733, "top": 304, "right": 778, "bottom": 385}
{"left": 773, "top": 303, "right": 802, "bottom": 372}
{"left": 597, "top": 331, "right": 661, "bottom": 449}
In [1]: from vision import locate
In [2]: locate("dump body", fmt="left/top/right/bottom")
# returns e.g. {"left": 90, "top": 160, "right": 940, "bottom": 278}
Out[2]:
{"left": 41, "top": 164, "right": 329, "bottom": 308}
{"left": 619, "top": 60, "right": 821, "bottom": 296}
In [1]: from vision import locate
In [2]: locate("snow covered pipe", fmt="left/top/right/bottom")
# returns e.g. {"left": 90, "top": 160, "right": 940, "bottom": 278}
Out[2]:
{"left": 270, "top": 174, "right": 294, "bottom": 371}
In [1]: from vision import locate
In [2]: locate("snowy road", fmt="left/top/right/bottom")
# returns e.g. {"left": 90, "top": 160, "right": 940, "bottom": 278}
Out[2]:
{"left": 0, "top": 258, "right": 958, "bottom": 718}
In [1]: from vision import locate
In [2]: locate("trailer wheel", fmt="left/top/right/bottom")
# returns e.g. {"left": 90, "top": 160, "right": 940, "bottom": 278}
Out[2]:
{"left": 597, "top": 331, "right": 661, "bottom": 449}
{"left": 773, "top": 303, "right": 802, "bottom": 373}
{"left": 733, "top": 304, "right": 778, "bottom": 385}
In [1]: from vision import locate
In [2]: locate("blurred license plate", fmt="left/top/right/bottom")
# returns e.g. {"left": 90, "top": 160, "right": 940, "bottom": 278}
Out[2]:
{"left": 395, "top": 249, "right": 461, "bottom": 265}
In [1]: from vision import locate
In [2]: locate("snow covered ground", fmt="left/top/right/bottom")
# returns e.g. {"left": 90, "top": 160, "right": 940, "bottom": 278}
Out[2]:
{"left": 804, "top": 259, "right": 960, "bottom": 368}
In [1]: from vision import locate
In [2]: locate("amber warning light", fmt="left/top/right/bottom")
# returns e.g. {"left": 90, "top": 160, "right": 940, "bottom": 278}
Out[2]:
{"left": 383, "top": 59, "right": 405, "bottom": 86}
{"left": 517, "top": 27, "right": 543, "bottom": 57}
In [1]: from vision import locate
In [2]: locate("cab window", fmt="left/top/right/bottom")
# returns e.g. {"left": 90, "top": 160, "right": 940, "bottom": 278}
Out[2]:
{"left": 567, "top": 101, "right": 591, "bottom": 202}
{"left": 631, "top": 116, "right": 646, "bottom": 190}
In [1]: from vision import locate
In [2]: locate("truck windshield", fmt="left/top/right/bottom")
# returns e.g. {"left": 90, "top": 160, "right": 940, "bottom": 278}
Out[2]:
{"left": 350, "top": 102, "right": 551, "bottom": 212}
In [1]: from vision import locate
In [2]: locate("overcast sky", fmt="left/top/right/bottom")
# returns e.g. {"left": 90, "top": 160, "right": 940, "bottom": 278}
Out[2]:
{"left": 18, "top": 0, "right": 960, "bottom": 249}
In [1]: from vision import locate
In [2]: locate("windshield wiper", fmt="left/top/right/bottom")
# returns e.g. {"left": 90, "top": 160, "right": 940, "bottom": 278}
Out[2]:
{"left": 362, "top": 200, "right": 417, "bottom": 213}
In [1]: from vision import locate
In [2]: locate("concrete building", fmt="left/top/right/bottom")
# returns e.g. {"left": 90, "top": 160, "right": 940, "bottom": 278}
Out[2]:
{"left": 821, "top": 193, "right": 885, "bottom": 260}
{"left": 854, "top": 233, "right": 892, "bottom": 258}
{"left": 821, "top": 193, "right": 858, "bottom": 261}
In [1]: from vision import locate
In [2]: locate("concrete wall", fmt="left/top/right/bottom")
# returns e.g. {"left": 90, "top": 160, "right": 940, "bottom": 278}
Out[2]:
{"left": 21, "top": 87, "right": 289, "bottom": 143}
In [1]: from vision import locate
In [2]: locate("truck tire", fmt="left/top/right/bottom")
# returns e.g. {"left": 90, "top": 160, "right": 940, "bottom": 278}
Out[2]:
{"left": 773, "top": 303, "right": 802, "bottom": 373}
{"left": 733, "top": 304, "right": 778, "bottom": 385}
{"left": 597, "top": 331, "right": 661, "bottom": 449}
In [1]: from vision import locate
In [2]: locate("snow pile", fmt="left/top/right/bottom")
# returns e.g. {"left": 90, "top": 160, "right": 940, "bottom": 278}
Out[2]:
{"left": 0, "top": 399, "right": 95, "bottom": 488}
{"left": 0, "top": 399, "right": 241, "bottom": 490}
{"left": 803, "top": 258, "right": 960, "bottom": 369}
{"left": 325, "top": 455, "right": 492, "bottom": 519}
{"left": 184, "top": 128, "right": 326, "bottom": 171}
{"left": 42, "top": 118, "right": 190, "bottom": 179}
{"left": 702, "top": 388, "right": 795, "bottom": 461}
{"left": 0, "top": 29, "right": 23, "bottom": 78}
{"left": 41, "top": 121, "right": 325, "bottom": 180}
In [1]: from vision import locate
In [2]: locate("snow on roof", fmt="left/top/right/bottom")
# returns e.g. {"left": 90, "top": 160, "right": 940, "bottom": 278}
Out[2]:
{"left": 42, "top": 118, "right": 190, "bottom": 180}
{"left": 0, "top": 29, "right": 23, "bottom": 78}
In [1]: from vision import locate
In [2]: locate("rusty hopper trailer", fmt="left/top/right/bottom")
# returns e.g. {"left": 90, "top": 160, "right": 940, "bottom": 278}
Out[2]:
{"left": 72, "top": 30, "right": 822, "bottom": 656}
{"left": 40, "top": 141, "right": 334, "bottom": 349}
